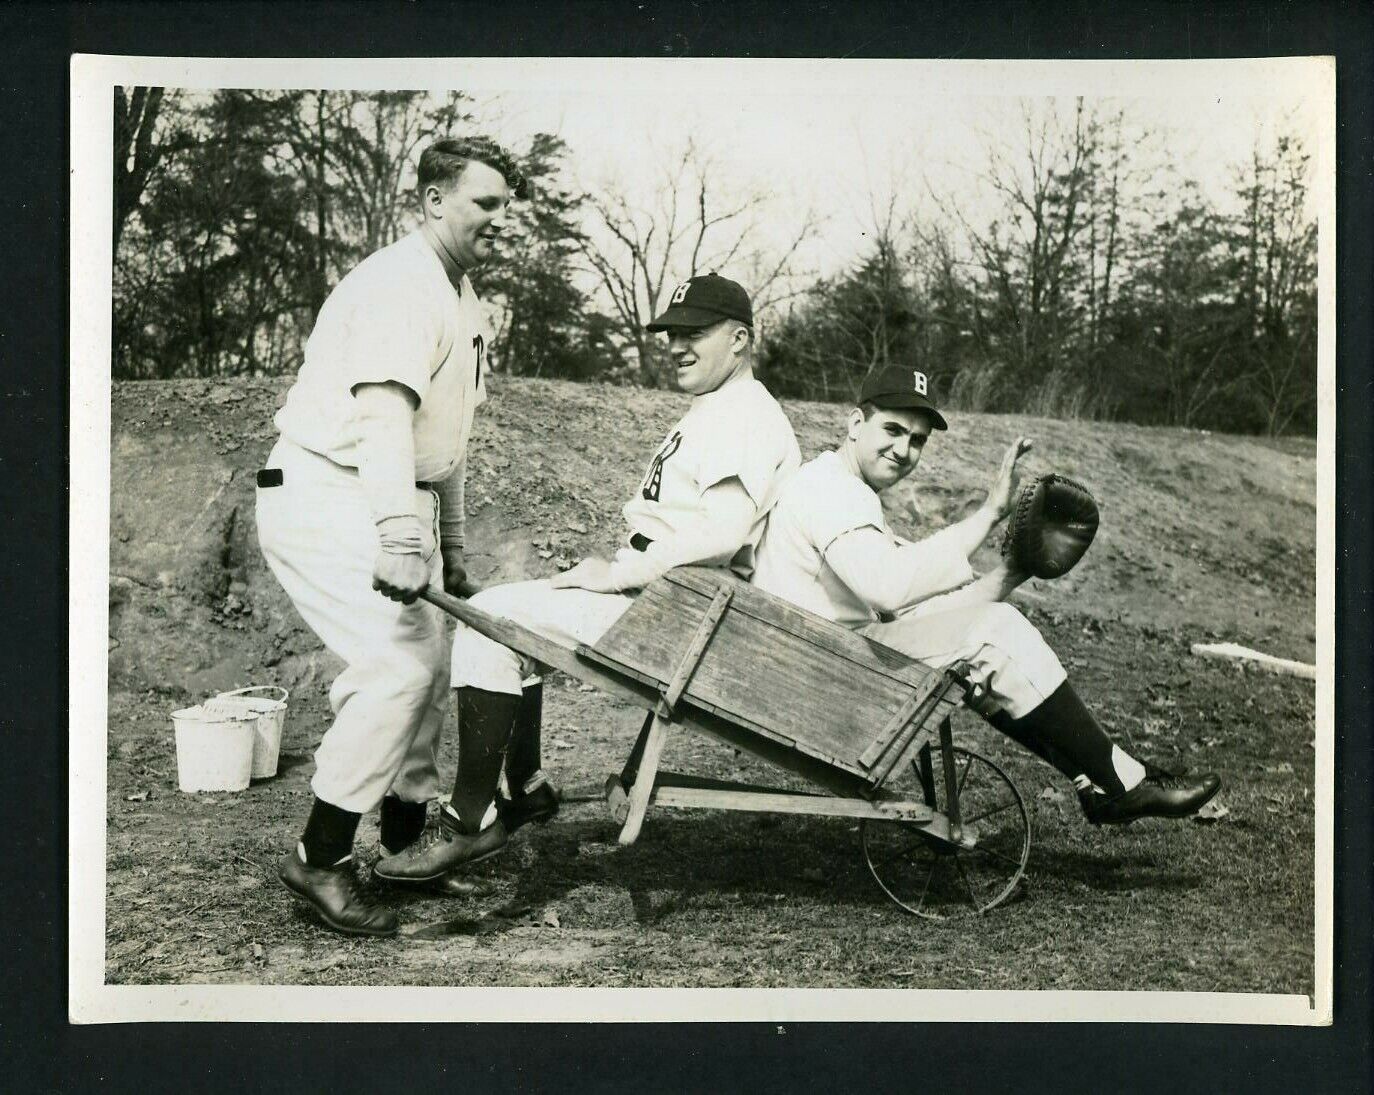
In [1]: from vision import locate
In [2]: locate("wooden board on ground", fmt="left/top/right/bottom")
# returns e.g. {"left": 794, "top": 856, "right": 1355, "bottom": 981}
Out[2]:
{"left": 1191, "top": 641, "right": 1317, "bottom": 681}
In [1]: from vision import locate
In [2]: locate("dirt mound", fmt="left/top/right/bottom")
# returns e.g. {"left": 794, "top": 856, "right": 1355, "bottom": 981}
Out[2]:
{"left": 109, "top": 377, "right": 1317, "bottom": 702}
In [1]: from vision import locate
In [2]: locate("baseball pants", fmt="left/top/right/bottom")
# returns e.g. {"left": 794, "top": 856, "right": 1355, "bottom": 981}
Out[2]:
{"left": 861, "top": 601, "right": 1067, "bottom": 719}
{"left": 450, "top": 579, "right": 636, "bottom": 695}
{"left": 255, "top": 438, "right": 450, "bottom": 813}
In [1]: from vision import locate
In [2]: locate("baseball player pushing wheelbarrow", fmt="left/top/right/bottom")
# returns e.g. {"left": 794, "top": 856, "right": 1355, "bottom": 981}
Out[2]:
{"left": 256, "top": 135, "right": 526, "bottom": 938}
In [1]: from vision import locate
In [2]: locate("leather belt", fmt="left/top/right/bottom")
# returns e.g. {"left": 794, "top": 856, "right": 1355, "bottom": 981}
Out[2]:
{"left": 256, "top": 468, "right": 435, "bottom": 491}
{"left": 629, "top": 533, "right": 653, "bottom": 552}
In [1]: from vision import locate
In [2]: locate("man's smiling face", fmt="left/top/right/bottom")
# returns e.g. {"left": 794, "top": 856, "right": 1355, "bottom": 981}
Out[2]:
{"left": 427, "top": 159, "right": 510, "bottom": 271}
{"left": 663, "top": 319, "right": 750, "bottom": 396}
{"left": 848, "top": 405, "right": 934, "bottom": 490}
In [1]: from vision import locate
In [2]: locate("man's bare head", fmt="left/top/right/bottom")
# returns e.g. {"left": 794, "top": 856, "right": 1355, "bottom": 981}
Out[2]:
{"left": 417, "top": 137, "right": 526, "bottom": 272}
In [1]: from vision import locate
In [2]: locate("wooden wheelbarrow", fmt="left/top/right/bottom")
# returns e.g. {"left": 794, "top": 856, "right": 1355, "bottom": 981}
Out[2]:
{"left": 422, "top": 566, "right": 1031, "bottom": 918}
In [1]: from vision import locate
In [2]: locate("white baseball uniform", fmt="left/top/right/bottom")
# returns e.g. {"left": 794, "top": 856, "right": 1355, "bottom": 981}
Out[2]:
{"left": 453, "top": 374, "right": 801, "bottom": 695}
{"left": 256, "top": 230, "right": 489, "bottom": 813}
{"left": 752, "top": 449, "right": 1066, "bottom": 718}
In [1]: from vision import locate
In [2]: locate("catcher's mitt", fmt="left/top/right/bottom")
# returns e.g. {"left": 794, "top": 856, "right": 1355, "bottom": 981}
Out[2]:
{"left": 1001, "top": 474, "right": 1099, "bottom": 579}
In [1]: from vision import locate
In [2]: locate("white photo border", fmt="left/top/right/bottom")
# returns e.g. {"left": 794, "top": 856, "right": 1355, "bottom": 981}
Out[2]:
{"left": 70, "top": 53, "right": 1336, "bottom": 1025}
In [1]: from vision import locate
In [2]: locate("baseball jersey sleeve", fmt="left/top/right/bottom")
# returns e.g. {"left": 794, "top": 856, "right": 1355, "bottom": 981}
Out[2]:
{"left": 801, "top": 466, "right": 887, "bottom": 555}
{"left": 334, "top": 277, "right": 444, "bottom": 405}
{"left": 693, "top": 395, "right": 791, "bottom": 504}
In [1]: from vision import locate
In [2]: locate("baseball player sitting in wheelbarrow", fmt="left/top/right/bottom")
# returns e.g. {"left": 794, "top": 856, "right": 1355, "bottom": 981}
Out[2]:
{"left": 750, "top": 364, "right": 1222, "bottom": 824}
{"left": 374, "top": 273, "right": 802, "bottom": 891}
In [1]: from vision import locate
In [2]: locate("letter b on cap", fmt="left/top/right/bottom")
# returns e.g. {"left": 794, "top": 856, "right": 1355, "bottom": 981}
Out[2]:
{"left": 671, "top": 282, "right": 690, "bottom": 304}
{"left": 913, "top": 371, "right": 928, "bottom": 395}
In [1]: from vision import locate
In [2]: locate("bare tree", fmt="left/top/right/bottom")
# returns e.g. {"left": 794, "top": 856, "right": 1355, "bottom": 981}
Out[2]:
{"left": 1233, "top": 131, "right": 1318, "bottom": 434}
{"left": 331, "top": 91, "right": 472, "bottom": 255}
{"left": 576, "top": 138, "right": 814, "bottom": 385}
{"left": 929, "top": 98, "right": 1103, "bottom": 410}
{"left": 1122, "top": 181, "right": 1241, "bottom": 428}
{"left": 1249, "top": 316, "right": 1315, "bottom": 435}
{"left": 1085, "top": 107, "right": 1125, "bottom": 351}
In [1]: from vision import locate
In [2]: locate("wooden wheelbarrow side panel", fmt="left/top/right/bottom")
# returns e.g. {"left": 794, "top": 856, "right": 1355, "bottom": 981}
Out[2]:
{"left": 670, "top": 700, "right": 874, "bottom": 799}
{"left": 588, "top": 567, "right": 953, "bottom": 780}
{"left": 667, "top": 566, "right": 941, "bottom": 689}
{"left": 426, "top": 571, "right": 964, "bottom": 801}
{"left": 424, "top": 583, "right": 873, "bottom": 792}
{"left": 591, "top": 582, "right": 900, "bottom": 776}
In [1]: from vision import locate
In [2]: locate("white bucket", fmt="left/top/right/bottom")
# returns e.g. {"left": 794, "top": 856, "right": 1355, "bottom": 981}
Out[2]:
{"left": 205, "top": 685, "right": 290, "bottom": 779}
{"left": 171, "top": 705, "right": 257, "bottom": 793}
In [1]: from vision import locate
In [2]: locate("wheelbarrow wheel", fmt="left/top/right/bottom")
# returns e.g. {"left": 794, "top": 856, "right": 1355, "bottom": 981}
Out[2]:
{"left": 861, "top": 746, "right": 1030, "bottom": 919}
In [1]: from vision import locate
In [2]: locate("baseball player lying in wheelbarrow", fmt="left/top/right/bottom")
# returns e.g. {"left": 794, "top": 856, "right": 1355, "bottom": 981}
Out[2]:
{"left": 372, "top": 273, "right": 803, "bottom": 893}
{"left": 751, "top": 363, "right": 1222, "bottom": 825}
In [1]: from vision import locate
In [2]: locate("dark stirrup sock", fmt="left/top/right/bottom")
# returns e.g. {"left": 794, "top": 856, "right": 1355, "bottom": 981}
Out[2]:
{"left": 379, "top": 795, "right": 428, "bottom": 854}
{"left": 1002, "top": 682, "right": 1127, "bottom": 795}
{"left": 300, "top": 796, "right": 362, "bottom": 867}
{"left": 987, "top": 710, "right": 1084, "bottom": 782}
{"left": 451, "top": 687, "right": 522, "bottom": 833}
{"left": 503, "top": 681, "right": 544, "bottom": 792}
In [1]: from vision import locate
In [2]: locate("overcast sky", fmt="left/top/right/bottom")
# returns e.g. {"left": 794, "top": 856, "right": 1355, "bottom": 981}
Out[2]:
{"left": 135, "top": 56, "right": 1331, "bottom": 298}
{"left": 457, "top": 57, "right": 1329, "bottom": 278}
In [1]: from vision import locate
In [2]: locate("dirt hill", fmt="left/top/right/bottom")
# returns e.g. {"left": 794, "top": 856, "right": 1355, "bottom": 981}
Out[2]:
{"left": 109, "top": 376, "right": 1317, "bottom": 703}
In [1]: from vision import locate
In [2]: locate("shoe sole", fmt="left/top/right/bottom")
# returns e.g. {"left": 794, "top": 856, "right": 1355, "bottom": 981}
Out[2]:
{"left": 279, "top": 876, "right": 398, "bottom": 938}
{"left": 374, "top": 872, "right": 487, "bottom": 898}
{"left": 372, "top": 844, "right": 505, "bottom": 885}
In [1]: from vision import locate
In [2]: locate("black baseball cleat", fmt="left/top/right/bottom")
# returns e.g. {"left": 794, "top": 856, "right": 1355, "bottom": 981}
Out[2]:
{"left": 376, "top": 839, "right": 487, "bottom": 898}
{"left": 373, "top": 808, "right": 508, "bottom": 885}
{"left": 1084, "top": 765, "right": 1222, "bottom": 825}
{"left": 373, "top": 861, "right": 487, "bottom": 898}
{"left": 278, "top": 850, "right": 398, "bottom": 938}
{"left": 497, "top": 777, "right": 561, "bottom": 833}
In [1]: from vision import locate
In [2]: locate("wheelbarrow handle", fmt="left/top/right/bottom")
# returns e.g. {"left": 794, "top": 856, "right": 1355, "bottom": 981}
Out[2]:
{"left": 418, "top": 579, "right": 480, "bottom": 615}
{"left": 414, "top": 583, "right": 652, "bottom": 716}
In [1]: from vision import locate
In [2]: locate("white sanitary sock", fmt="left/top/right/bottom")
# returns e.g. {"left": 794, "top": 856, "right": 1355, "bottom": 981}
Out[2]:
{"left": 440, "top": 800, "right": 499, "bottom": 832}
{"left": 295, "top": 841, "right": 352, "bottom": 867}
{"left": 1112, "top": 746, "right": 1147, "bottom": 792}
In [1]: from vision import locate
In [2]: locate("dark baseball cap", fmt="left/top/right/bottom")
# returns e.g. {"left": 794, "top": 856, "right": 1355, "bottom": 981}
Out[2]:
{"left": 858, "top": 364, "right": 948, "bottom": 430}
{"left": 646, "top": 273, "right": 753, "bottom": 331}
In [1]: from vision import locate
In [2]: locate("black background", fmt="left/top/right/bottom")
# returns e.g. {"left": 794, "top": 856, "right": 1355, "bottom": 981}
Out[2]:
{"left": 4, "top": 1, "right": 1369, "bottom": 1089}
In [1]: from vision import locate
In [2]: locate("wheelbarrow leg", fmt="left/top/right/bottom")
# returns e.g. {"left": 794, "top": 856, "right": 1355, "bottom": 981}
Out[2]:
{"left": 937, "top": 715, "right": 962, "bottom": 842}
{"left": 618, "top": 713, "right": 671, "bottom": 845}
{"left": 620, "top": 711, "right": 656, "bottom": 788}
{"left": 605, "top": 711, "right": 655, "bottom": 824}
